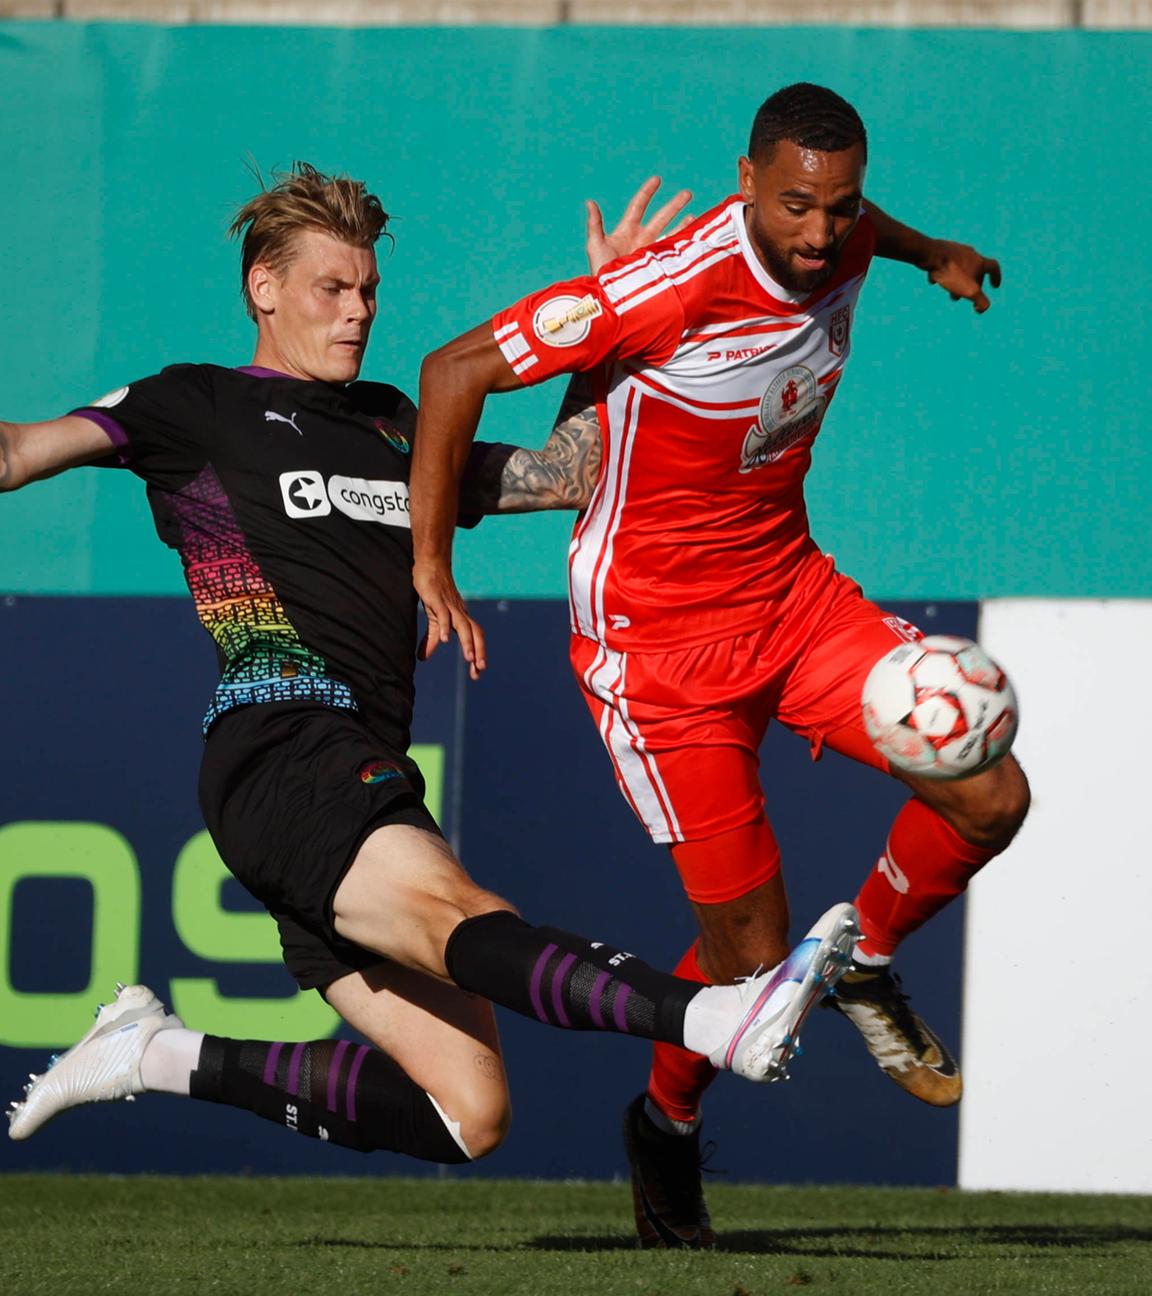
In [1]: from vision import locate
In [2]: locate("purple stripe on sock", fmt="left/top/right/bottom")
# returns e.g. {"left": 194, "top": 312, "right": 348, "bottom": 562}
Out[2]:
{"left": 589, "top": 972, "right": 611, "bottom": 1029}
{"left": 529, "top": 944, "right": 559, "bottom": 1024}
{"left": 346, "top": 1045, "right": 370, "bottom": 1123}
{"left": 327, "top": 1040, "right": 351, "bottom": 1113}
{"left": 614, "top": 985, "right": 632, "bottom": 1034}
{"left": 263, "top": 1042, "right": 284, "bottom": 1087}
{"left": 286, "top": 1042, "right": 307, "bottom": 1097}
{"left": 550, "top": 953, "right": 578, "bottom": 1028}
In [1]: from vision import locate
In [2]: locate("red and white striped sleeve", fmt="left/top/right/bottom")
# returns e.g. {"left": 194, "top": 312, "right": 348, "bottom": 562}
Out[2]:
{"left": 491, "top": 259, "right": 686, "bottom": 387}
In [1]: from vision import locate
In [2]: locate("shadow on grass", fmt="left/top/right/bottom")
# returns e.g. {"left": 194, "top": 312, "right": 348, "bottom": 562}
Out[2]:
{"left": 290, "top": 1235, "right": 633, "bottom": 1253}
{"left": 525, "top": 1224, "right": 1152, "bottom": 1258}
{"left": 291, "top": 1225, "right": 1152, "bottom": 1259}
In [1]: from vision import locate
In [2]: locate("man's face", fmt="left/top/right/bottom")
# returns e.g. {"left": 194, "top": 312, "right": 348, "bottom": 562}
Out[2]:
{"left": 250, "top": 229, "right": 379, "bottom": 384}
{"left": 738, "top": 139, "right": 865, "bottom": 295}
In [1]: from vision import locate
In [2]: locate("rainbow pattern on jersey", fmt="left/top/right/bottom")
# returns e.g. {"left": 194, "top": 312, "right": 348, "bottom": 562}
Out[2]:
{"left": 359, "top": 759, "right": 403, "bottom": 785}
{"left": 167, "top": 465, "right": 355, "bottom": 733}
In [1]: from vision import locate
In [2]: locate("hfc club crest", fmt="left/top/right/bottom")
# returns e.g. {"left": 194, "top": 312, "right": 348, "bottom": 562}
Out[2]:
{"left": 828, "top": 304, "right": 851, "bottom": 357}
{"left": 739, "top": 365, "right": 826, "bottom": 473}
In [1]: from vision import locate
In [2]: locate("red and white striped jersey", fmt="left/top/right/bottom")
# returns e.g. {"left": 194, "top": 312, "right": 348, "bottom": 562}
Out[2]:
{"left": 492, "top": 196, "right": 876, "bottom": 651}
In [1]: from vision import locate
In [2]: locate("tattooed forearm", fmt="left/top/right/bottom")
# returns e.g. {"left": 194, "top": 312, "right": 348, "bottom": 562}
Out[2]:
{"left": 459, "top": 378, "right": 603, "bottom": 515}
{"left": 500, "top": 403, "right": 602, "bottom": 511}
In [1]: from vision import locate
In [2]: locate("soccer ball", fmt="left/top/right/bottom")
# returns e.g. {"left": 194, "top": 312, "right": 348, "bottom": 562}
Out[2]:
{"left": 862, "top": 635, "right": 1018, "bottom": 780}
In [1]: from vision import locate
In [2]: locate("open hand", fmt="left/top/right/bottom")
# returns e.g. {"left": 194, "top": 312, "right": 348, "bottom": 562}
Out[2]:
{"left": 586, "top": 176, "right": 693, "bottom": 274}
{"left": 413, "top": 559, "right": 487, "bottom": 680}
{"left": 927, "top": 240, "right": 1002, "bottom": 313}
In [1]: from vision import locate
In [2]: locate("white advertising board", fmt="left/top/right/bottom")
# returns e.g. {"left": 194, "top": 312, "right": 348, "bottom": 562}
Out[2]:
{"left": 960, "top": 599, "right": 1152, "bottom": 1192}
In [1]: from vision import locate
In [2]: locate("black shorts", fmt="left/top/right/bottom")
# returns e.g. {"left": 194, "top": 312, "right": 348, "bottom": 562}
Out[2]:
{"left": 199, "top": 702, "right": 442, "bottom": 990}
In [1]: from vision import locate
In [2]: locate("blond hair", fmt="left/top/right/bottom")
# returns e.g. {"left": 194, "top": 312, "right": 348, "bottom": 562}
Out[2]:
{"left": 229, "top": 162, "right": 391, "bottom": 320}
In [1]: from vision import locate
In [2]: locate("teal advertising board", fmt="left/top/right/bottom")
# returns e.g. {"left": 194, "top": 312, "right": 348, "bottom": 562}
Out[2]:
{"left": 1, "top": 24, "right": 1149, "bottom": 601}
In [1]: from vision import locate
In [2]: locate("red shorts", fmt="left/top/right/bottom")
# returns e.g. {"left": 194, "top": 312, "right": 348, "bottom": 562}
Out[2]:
{"left": 570, "top": 556, "right": 921, "bottom": 897}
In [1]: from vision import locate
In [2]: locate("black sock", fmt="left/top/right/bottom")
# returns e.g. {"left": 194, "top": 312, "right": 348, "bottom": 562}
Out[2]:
{"left": 444, "top": 911, "right": 698, "bottom": 1045}
{"left": 189, "top": 1036, "right": 470, "bottom": 1164}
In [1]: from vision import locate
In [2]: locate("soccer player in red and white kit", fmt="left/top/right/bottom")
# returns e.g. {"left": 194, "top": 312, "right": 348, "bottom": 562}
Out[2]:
{"left": 410, "top": 84, "right": 1030, "bottom": 1246}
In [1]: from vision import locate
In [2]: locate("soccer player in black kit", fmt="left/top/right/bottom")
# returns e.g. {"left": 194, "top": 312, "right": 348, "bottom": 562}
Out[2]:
{"left": 3, "top": 165, "right": 857, "bottom": 1169}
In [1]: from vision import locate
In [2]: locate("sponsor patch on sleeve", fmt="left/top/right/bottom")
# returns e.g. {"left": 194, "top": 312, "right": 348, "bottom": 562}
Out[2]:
{"left": 88, "top": 386, "right": 130, "bottom": 409}
{"left": 532, "top": 294, "right": 603, "bottom": 348}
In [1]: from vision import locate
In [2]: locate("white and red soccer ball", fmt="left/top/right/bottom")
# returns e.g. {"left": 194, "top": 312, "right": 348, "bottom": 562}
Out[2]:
{"left": 862, "top": 635, "right": 1018, "bottom": 780}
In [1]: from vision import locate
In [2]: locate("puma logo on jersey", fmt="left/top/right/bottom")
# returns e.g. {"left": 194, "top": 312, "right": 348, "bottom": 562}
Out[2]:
{"left": 265, "top": 410, "right": 303, "bottom": 436}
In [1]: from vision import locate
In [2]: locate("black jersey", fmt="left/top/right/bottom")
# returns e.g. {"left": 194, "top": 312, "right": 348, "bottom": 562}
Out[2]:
{"left": 75, "top": 364, "right": 428, "bottom": 746}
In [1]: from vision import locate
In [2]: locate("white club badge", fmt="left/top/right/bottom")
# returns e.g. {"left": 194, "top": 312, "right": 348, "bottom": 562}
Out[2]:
{"left": 739, "top": 365, "right": 826, "bottom": 473}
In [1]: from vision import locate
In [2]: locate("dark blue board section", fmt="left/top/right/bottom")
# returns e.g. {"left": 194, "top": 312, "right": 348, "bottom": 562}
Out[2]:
{"left": 0, "top": 595, "right": 976, "bottom": 1184}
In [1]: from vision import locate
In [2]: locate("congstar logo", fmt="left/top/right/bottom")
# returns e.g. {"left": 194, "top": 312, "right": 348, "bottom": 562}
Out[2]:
{"left": 278, "top": 471, "right": 410, "bottom": 527}
{"left": 280, "top": 471, "right": 330, "bottom": 518}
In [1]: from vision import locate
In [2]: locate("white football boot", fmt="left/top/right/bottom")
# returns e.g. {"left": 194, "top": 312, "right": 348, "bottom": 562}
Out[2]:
{"left": 7, "top": 983, "right": 183, "bottom": 1141}
{"left": 710, "top": 902, "right": 860, "bottom": 1082}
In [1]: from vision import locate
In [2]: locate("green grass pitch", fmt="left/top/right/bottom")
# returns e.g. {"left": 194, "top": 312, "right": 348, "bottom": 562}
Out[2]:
{"left": 2, "top": 1176, "right": 1151, "bottom": 1295}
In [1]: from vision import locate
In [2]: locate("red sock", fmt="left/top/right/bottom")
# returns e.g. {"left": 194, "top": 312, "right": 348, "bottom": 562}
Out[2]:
{"left": 647, "top": 942, "right": 718, "bottom": 1124}
{"left": 856, "top": 798, "right": 998, "bottom": 958}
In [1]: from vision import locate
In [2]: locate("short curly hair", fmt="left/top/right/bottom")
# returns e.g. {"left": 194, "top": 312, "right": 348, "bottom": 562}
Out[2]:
{"left": 229, "top": 162, "right": 391, "bottom": 321}
{"left": 748, "top": 84, "right": 867, "bottom": 163}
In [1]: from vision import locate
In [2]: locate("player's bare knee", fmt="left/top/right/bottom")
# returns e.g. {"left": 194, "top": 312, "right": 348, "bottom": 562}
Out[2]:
{"left": 457, "top": 889, "right": 519, "bottom": 924}
{"left": 954, "top": 759, "right": 1031, "bottom": 850}
{"left": 459, "top": 1100, "right": 512, "bottom": 1160}
{"left": 437, "top": 1078, "right": 512, "bottom": 1160}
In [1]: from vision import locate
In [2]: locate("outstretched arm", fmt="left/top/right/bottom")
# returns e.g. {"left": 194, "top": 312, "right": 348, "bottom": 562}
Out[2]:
{"left": 585, "top": 176, "right": 692, "bottom": 275}
{"left": 411, "top": 323, "right": 520, "bottom": 679}
{"left": 866, "top": 199, "right": 1002, "bottom": 313}
{"left": 412, "top": 178, "right": 688, "bottom": 678}
{"left": 0, "top": 416, "right": 117, "bottom": 492}
{"left": 459, "top": 376, "right": 601, "bottom": 516}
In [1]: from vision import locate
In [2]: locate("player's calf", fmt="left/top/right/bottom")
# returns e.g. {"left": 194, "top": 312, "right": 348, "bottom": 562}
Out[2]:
{"left": 443, "top": 904, "right": 858, "bottom": 1083}
{"left": 7, "top": 984, "right": 486, "bottom": 1164}
{"left": 704, "top": 902, "right": 860, "bottom": 1081}
{"left": 905, "top": 753, "right": 1030, "bottom": 852}
{"left": 190, "top": 1034, "right": 477, "bottom": 1162}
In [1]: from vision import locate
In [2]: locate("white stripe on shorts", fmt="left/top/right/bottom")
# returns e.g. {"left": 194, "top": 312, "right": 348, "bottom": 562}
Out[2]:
{"left": 584, "top": 644, "right": 683, "bottom": 844}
